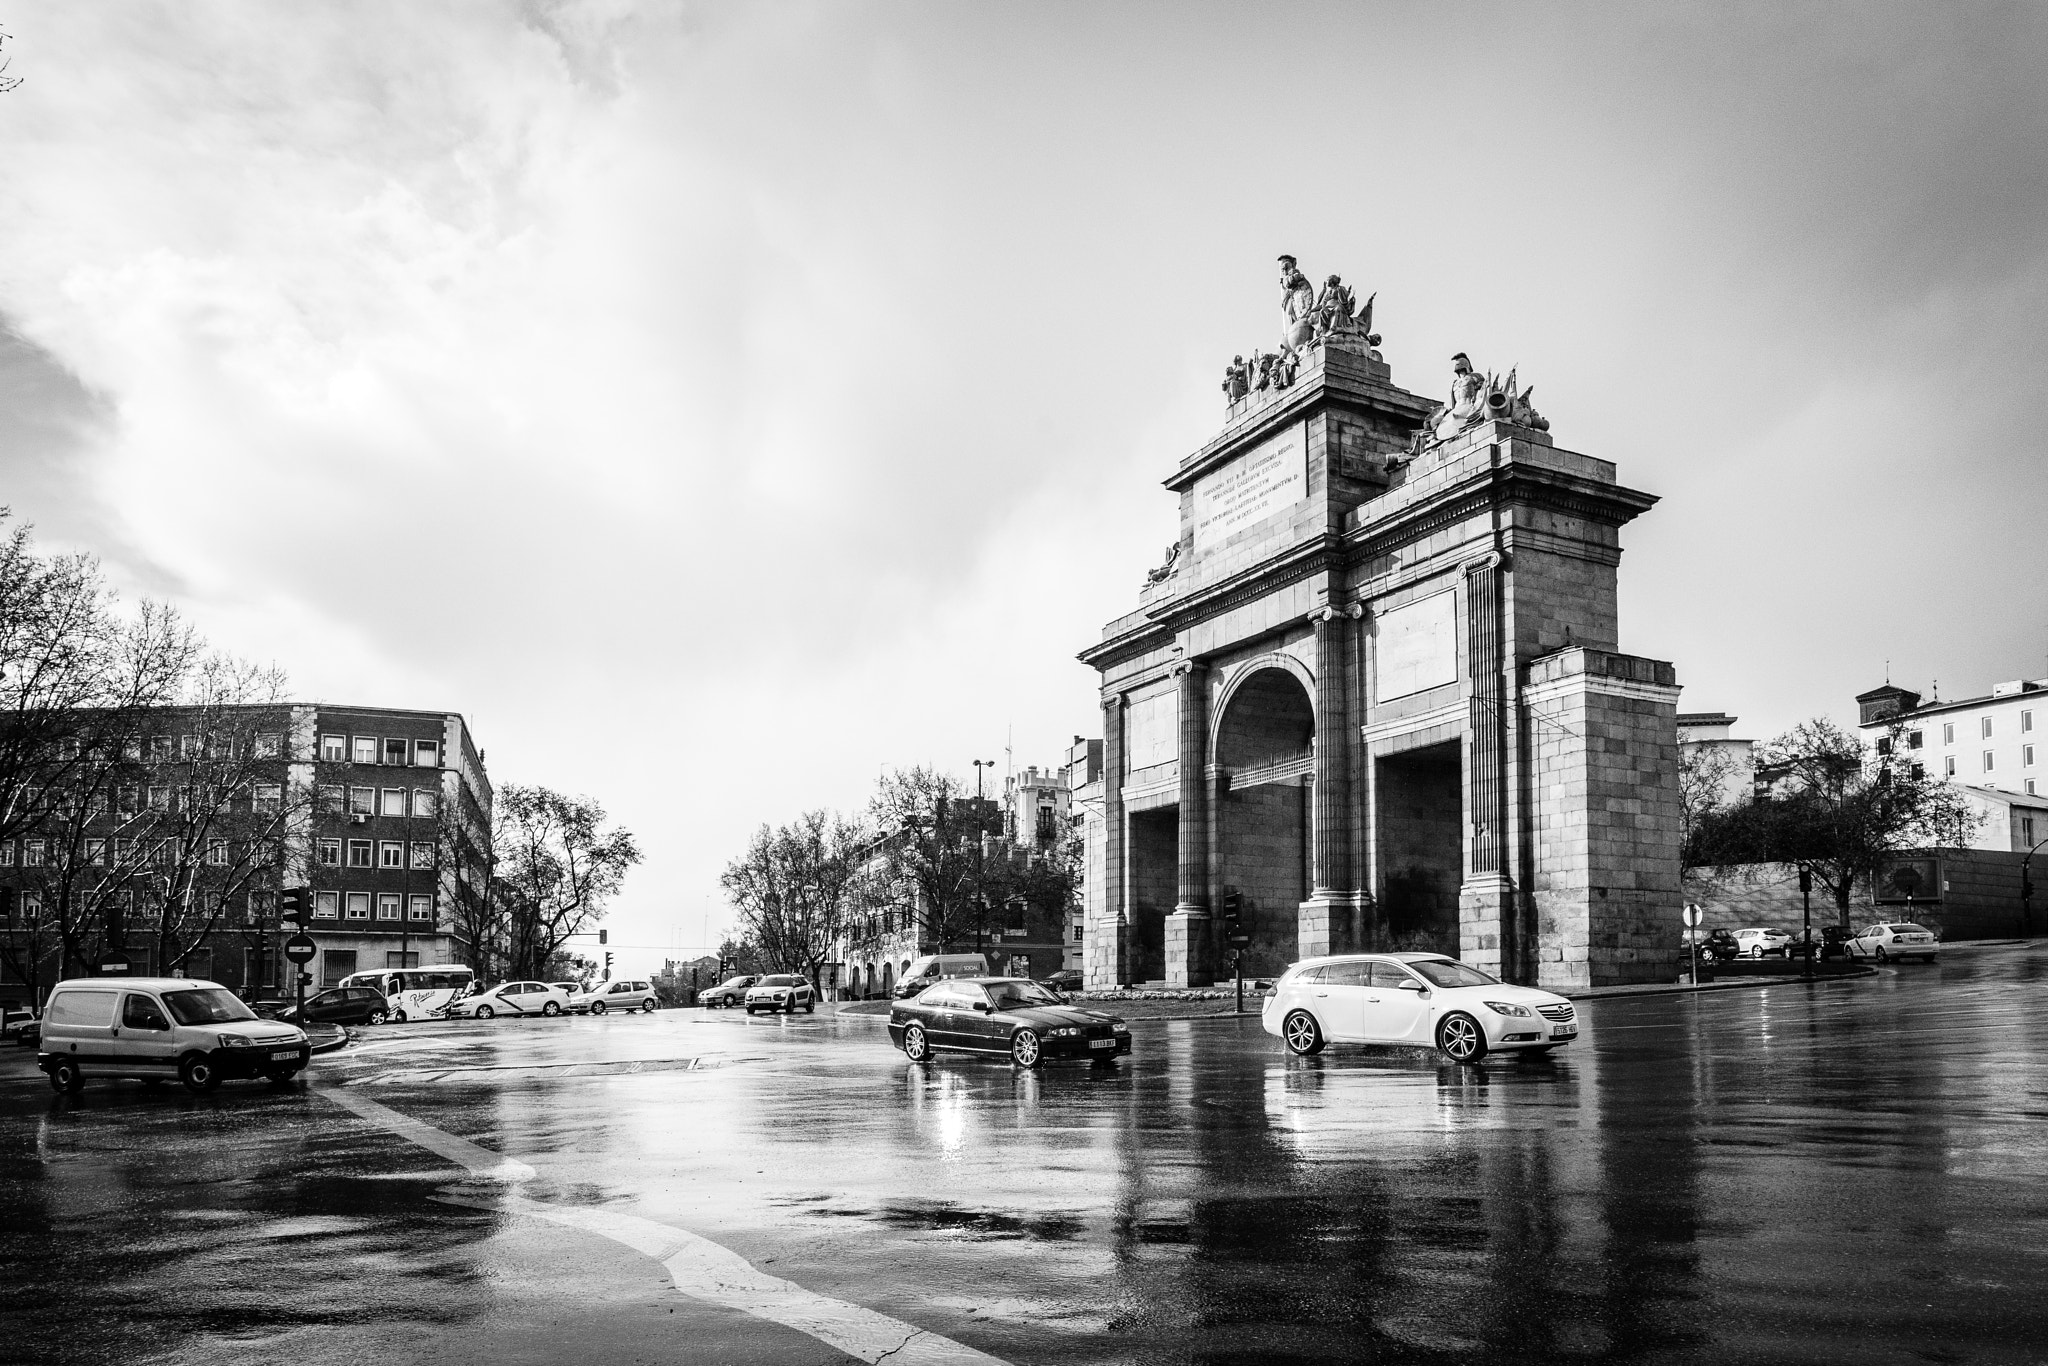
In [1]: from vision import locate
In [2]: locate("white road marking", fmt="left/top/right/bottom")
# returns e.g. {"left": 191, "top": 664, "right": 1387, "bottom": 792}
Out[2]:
{"left": 315, "top": 1083, "right": 1012, "bottom": 1366}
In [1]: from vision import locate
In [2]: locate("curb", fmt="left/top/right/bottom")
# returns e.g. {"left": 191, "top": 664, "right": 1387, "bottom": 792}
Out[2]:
{"left": 1566, "top": 967, "right": 1877, "bottom": 1003}
{"left": 306, "top": 1025, "right": 350, "bottom": 1054}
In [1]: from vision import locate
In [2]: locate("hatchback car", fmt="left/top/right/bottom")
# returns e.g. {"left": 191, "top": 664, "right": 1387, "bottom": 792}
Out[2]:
{"left": 445, "top": 980, "right": 573, "bottom": 1019}
{"left": 1733, "top": 927, "right": 1793, "bottom": 959}
{"left": 1847, "top": 922, "right": 1939, "bottom": 963}
{"left": 699, "top": 975, "right": 759, "bottom": 1008}
{"left": 37, "top": 978, "right": 311, "bottom": 1093}
{"left": 1263, "top": 953, "right": 1576, "bottom": 1064}
{"left": 889, "top": 977, "right": 1130, "bottom": 1068}
{"left": 278, "top": 985, "right": 391, "bottom": 1027}
{"left": 744, "top": 974, "right": 816, "bottom": 1014}
{"left": 576, "top": 978, "right": 659, "bottom": 1014}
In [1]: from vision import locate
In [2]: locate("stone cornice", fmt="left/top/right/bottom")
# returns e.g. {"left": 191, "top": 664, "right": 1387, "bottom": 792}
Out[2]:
{"left": 1165, "top": 357, "right": 1436, "bottom": 494}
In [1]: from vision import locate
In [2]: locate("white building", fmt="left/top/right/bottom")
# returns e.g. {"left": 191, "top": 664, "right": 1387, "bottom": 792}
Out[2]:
{"left": 1677, "top": 711, "right": 1755, "bottom": 807}
{"left": 1858, "top": 680, "right": 2048, "bottom": 851}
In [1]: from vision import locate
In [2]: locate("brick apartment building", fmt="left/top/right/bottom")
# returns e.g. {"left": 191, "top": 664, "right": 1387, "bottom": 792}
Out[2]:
{"left": 0, "top": 702, "right": 490, "bottom": 1004}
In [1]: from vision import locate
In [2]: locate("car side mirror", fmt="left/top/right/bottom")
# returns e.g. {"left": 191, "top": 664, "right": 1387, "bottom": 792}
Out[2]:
{"left": 1396, "top": 979, "right": 1424, "bottom": 992}
{"left": 973, "top": 1001, "right": 993, "bottom": 1013}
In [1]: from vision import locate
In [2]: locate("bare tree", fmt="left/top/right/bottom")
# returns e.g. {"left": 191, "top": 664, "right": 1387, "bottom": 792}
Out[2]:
{"left": 863, "top": 766, "right": 1001, "bottom": 953}
{"left": 494, "top": 785, "right": 640, "bottom": 980}
{"left": 721, "top": 809, "right": 867, "bottom": 981}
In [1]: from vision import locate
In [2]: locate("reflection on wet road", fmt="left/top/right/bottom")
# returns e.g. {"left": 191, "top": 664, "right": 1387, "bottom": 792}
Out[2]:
{"left": 4, "top": 944, "right": 2047, "bottom": 1364}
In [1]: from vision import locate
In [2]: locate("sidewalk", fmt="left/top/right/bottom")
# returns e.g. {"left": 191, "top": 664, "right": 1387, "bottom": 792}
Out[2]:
{"left": 1565, "top": 966, "right": 1876, "bottom": 1003}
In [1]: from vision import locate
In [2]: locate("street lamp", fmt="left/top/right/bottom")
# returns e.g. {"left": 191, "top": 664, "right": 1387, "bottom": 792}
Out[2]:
{"left": 971, "top": 759, "right": 994, "bottom": 953}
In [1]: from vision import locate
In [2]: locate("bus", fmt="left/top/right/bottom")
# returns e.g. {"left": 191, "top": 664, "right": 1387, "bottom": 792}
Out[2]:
{"left": 338, "top": 965, "right": 476, "bottom": 1022}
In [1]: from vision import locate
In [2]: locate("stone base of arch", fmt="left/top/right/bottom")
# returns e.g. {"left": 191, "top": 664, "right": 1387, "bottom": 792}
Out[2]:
{"left": 1164, "top": 906, "right": 1212, "bottom": 987}
{"left": 1297, "top": 892, "right": 1366, "bottom": 961}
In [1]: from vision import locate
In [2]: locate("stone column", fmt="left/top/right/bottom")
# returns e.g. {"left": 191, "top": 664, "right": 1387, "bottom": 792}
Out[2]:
{"left": 1458, "top": 552, "right": 1514, "bottom": 978}
{"left": 1299, "top": 607, "right": 1362, "bottom": 960}
{"left": 1165, "top": 660, "right": 1214, "bottom": 987}
{"left": 1097, "top": 694, "right": 1129, "bottom": 988}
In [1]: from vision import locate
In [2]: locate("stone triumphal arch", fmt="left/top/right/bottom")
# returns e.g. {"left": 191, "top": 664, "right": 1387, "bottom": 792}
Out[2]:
{"left": 1081, "top": 259, "right": 1683, "bottom": 991}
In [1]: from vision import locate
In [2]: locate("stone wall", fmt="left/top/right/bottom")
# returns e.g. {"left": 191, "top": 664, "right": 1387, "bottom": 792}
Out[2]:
{"left": 1686, "top": 850, "right": 2036, "bottom": 942}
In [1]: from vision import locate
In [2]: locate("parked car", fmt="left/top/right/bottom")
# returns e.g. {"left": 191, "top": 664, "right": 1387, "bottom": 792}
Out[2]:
{"left": 1263, "top": 953, "right": 1577, "bottom": 1064}
{"left": 445, "top": 980, "right": 574, "bottom": 1019}
{"left": 744, "top": 974, "right": 816, "bottom": 1015}
{"left": 1701, "top": 928, "right": 1740, "bottom": 962}
{"left": 1818, "top": 924, "right": 1852, "bottom": 961}
{"left": 550, "top": 981, "right": 586, "bottom": 1002}
{"left": 37, "top": 977, "right": 310, "bottom": 1094}
{"left": 891, "top": 953, "right": 992, "bottom": 1000}
{"left": 278, "top": 986, "right": 391, "bottom": 1027}
{"left": 1733, "top": 927, "right": 1793, "bottom": 959}
{"left": 3, "top": 1006, "right": 40, "bottom": 1047}
{"left": 1846, "top": 922, "right": 1939, "bottom": 963}
{"left": 699, "top": 975, "right": 760, "bottom": 1009}
{"left": 889, "top": 976, "right": 1130, "bottom": 1068}
{"left": 1783, "top": 932, "right": 1819, "bottom": 960}
{"left": 576, "top": 978, "right": 659, "bottom": 1015}
{"left": 1037, "top": 970, "right": 1084, "bottom": 994}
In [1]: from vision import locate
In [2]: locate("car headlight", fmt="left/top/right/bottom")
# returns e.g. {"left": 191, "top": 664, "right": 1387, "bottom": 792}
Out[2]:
{"left": 1046, "top": 1027, "right": 1078, "bottom": 1037}
{"left": 218, "top": 1034, "right": 251, "bottom": 1048}
{"left": 1484, "top": 1001, "right": 1532, "bottom": 1018}
{"left": 1112, "top": 1023, "right": 1129, "bottom": 1033}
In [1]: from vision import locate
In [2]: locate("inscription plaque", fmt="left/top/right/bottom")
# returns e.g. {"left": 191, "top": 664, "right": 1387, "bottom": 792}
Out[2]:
{"left": 1193, "top": 421, "right": 1306, "bottom": 548}
{"left": 1374, "top": 591, "right": 1459, "bottom": 700}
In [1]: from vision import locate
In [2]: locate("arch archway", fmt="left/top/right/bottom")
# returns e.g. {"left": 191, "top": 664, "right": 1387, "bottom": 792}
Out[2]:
{"left": 1213, "top": 665, "right": 1315, "bottom": 974}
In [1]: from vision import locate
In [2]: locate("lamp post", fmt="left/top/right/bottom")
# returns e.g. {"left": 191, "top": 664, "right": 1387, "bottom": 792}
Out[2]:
{"left": 972, "top": 759, "right": 994, "bottom": 953}
{"left": 2022, "top": 835, "right": 2048, "bottom": 936}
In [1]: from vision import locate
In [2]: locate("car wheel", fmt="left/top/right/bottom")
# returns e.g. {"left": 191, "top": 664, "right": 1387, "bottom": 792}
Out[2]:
{"left": 1436, "top": 1013, "right": 1487, "bottom": 1065}
{"left": 591, "top": 1001, "right": 607, "bottom": 1016}
{"left": 745, "top": 1006, "right": 756, "bottom": 1015}
{"left": 394, "top": 1009, "right": 409, "bottom": 1024}
{"left": 1011, "top": 1029, "right": 1043, "bottom": 1069}
{"left": 475, "top": 1004, "right": 495, "bottom": 1020}
{"left": 542, "top": 1001, "right": 562, "bottom": 1017}
{"left": 1282, "top": 1009, "right": 1325, "bottom": 1057}
{"left": 366, "top": 1008, "right": 388, "bottom": 1026}
{"left": 179, "top": 1054, "right": 222, "bottom": 1094}
{"left": 903, "top": 1022, "right": 930, "bottom": 1061}
{"left": 642, "top": 1000, "right": 656, "bottom": 1014}
{"left": 804, "top": 1001, "right": 815, "bottom": 1014}
{"left": 1749, "top": 947, "right": 1764, "bottom": 959}
{"left": 49, "top": 1058, "right": 84, "bottom": 1094}
{"left": 1875, "top": 946, "right": 1888, "bottom": 963}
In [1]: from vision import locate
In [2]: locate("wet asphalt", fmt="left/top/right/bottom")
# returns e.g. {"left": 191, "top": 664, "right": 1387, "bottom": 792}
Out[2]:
{"left": 3, "top": 945, "right": 2047, "bottom": 1366}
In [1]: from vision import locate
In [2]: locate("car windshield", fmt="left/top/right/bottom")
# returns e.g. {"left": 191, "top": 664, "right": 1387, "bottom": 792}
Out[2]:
{"left": 1408, "top": 959, "right": 1500, "bottom": 989}
{"left": 760, "top": 975, "right": 803, "bottom": 987}
{"left": 984, "top": 980, "right": 1062, "bottom": 1010}
{"left": 161, "top": 988, "right": 258, "bottom": 1025}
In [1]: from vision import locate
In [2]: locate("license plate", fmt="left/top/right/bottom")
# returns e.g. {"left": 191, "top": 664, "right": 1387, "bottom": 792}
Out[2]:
{"left": 1550, "top": 1025, "right": 1576, "bottom": 1038}
{"left": 1089, "top": 1038, "right": 1117, "bottom": 1049}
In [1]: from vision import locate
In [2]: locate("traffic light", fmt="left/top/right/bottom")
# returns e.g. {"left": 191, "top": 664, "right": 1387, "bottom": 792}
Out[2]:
{"left": 1221, "top": 891, "right": 1250, "bottom": 949}
{"left": 279, "top": 886, "right": 310, "bottom": 926}
{"left": 598, "top": 928, "right": 608, "bottom": 944}
{"left": 604, "top": 950, "right": 614, "bottom": 977}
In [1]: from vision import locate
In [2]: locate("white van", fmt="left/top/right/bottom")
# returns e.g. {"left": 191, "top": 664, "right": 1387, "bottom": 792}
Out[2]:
{"left": 37, "top": 977, "right": 311, "bottom": 1095}
{"left": 891, "top": 953, "right": 991, "bottom": 1000}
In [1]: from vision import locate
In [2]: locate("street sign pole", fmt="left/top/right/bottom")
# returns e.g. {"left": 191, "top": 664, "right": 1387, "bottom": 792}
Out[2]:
{"left": 1800, "top": 867, "right": 1813, "bottom": 981}
{"left": 1682, "top": 902, "right": 1702, "bottom": 983}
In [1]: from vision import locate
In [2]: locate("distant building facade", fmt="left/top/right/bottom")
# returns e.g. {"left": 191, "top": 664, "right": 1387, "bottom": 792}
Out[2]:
{"left": 1858, "top": 679, "right": 2048, "bottom": 852}
{"left": 1678, "top": 712, "right": 1755, "bottom": 807}
{"left": 0, "top": 702, "right": 491, "bottom": 1004}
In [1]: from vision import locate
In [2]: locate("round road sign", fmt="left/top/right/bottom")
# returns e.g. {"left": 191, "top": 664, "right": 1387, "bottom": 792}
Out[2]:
{"left": 1682, "top": 903, "right": 1703, "bottom": 927}
{"left": 284, "top": 933, "right": 318, "bottom": 964}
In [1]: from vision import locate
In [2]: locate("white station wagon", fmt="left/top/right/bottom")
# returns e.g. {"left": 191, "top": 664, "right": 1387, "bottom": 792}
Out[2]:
{"left": 1263, "top": 952, "right": 1577, "bottom": 1064}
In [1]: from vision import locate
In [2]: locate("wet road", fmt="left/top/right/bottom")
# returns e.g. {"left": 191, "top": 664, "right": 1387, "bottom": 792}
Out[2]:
{"left": 4, "top": 945, "right": 2048, "bottom": 1366}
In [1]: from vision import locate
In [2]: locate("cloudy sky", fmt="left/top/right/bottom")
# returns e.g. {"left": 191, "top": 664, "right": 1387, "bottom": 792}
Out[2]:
{"left": 3, "top": 3, "right": 2045, "bottom": 972}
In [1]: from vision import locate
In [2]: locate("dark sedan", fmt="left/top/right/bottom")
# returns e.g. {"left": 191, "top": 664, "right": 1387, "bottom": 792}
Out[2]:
{"left": 278, "top": 985, "right": 391, "bottom": 1027}
{"left": 888, "top": 977, "right": 1131, "bottom": 1068}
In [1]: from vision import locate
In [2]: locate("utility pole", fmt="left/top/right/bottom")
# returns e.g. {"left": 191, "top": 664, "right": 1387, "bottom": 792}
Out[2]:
{"left": 1800, "top": 867, "right": 1813, "bottom": 981}
{"left": 2023, "top": 835, "right": 2047, "bottom": 936}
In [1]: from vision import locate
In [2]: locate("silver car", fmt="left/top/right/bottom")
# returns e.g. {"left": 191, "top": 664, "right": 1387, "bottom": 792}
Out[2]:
{"left": 1847, "top": 922, "right": 1939, "bottom": 963}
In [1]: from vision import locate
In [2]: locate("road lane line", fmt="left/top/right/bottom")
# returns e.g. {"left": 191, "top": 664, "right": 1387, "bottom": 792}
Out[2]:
{"left": 315, "top": 1084, "right": 1013, "bottom": 1366}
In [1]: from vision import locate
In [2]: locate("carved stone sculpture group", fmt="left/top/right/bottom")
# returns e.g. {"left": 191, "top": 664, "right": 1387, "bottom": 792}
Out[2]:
{"left": 1409, "top": 352, "right": 1548, "bottom": 455}
{"left": 1220, "top": 255, "right": 1383, "bottom": 407}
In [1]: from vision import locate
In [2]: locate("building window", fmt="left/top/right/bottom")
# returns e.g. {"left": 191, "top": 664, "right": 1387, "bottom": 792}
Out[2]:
{"left": 180, "top": 734, "right": 201, "bottom": 760}
{"left": 114, "top": 837, "right": 135, "bottom": 866}
{"left": 2030, "top": 780, "right": 2040, "bottom": 796}
{"left": 314, "top": 890, "right": 339, "bottom": 920}
{"left": 2024, "top": 816, "right": 2037, "bottom": 846}
{"left": 348, "top": 787, "right": 374, "bottom": 816}
{"left": 148, "top": 786, "right": 171, "bottom": 811}
{"left": 2027, "top": 745, "right": 2037, "bottom": 767}
{"left": 377, "top": 893, "right": 401, "bottom": 921}
{"left": 1908, "top": 730, "right": 1923, "bottom": 749}
{"left": 1073, "top": 924, "right": 1084, "bottom": 943}
{"left": 383, "top": 738, "right": 409, "bottom": 766}
{"left": 320, "top": 784, "right": 345, "bottom": 814}
{"left": 414, "top": 739, "right": 440, "bottom": 767}
{"left": 1982, "top": 717, "right": 1994, "bottom": 739}
{"left": 386, "top": 950, "right": 420, "bottom": 969}
{"left": 381, "top": 788, "right": 407, "bottom": 817}
{"left": 321, "top": 947, "right": 356, "bottom": 986}
{"left": 252, "top": 783, "right": 282, "bottom": 815}
{"left": 149, "top": 736, "right": 173, "bottom": 761}
{"left": 118, "top": 785, "right": 140, "bottom": 814}
{"left": 1944, "top": 722, "right": 1955, "bottom": 745}
{"left": 320, "top": 733, "right": 347, "bottom": 762}
{"left": 24, "top": 840, "right": 43, "bottom": 867}
{"left": 352, "top": 736, "right": 378, "bottom": 765}
{"left": 345, "top": 892, "right": 371, "bottom": 920}
{"left": 379, "top": 841, "right": 404, "bottom": 868}
{"left": 408, "top": 894, "right": 433, "bottom": 922}
{"left": 410, "top": 841, "right": 434, "bottom": 870}
{"left": 121, "top": 737, "right": 141, "bottom": 761}
{"left": 347, "top": 839, "right": 373, "bottom": 868}
{"left": 0, "top": 842, "right": 12, "bottom": 867}
{"left": 413, "top": 789, "right": 438, "bottom": 818}
{"left": 317, "top": 838, "right": 341, "bottom": 867}
{"left": 206, "top": 839, "right": 228, "bottom": 866}
{"left": 1944, "top": 755, "right": 1957, "bottom": 776}
{"left": 254, "top": 732, "right": 282, "bottom": 759}
{"left": 2026, "top": 710, "right": 2036, "bottom": 734}
{"left": 1876, "top": 737, "right": 1893, "bottom": 756}
{"left": 85, "top": 838, "right": 105, "bottom": 866}
{"left": 1984, "top": 751, "right": 1995, "bottom": 772}
{"left": 1910, "top": 762, "right": 1925, "bottom": 779}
